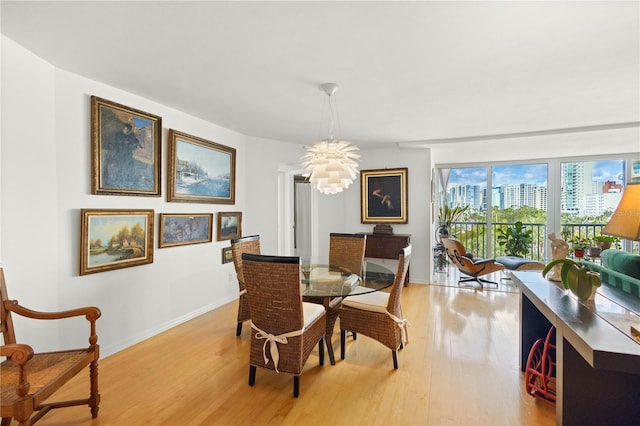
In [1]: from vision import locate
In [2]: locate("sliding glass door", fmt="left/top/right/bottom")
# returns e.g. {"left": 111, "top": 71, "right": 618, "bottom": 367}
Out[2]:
{"left": 436, "top": 154, "right": 637, "bottom": 265}
{"left": 438, "top": 163, "right": 548, "bottom": 260}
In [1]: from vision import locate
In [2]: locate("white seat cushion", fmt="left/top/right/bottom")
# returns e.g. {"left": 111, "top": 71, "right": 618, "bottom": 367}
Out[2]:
{"left": 302, "top": 301, "right": 325, "bottom": 328}
{"left": 342, "top": 291, "right": 389, "bottom": 313}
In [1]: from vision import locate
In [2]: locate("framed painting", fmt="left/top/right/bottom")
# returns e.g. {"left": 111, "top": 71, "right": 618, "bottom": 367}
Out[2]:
{"left": 217, "top": 212, "right": 242, "bottom": 241}
{"left": 167, "top": 129, "right": 236, "bottom": 204}
{"left": 360, "top": 168, "right": 408, "bottom": 224}
{"left": 222, "top": 246, "right": 233, "bottom": 264}
{"left": 80, "top": 209, "right": 154, "bottom": 275}
{"left": 158, "top": 213, "right": 213, "bottom": 248}
{"left": 91, "top": 96, "right": 162, "bottom": 196}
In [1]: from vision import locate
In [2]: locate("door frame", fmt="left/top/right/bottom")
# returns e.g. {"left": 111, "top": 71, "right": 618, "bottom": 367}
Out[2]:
{"left": 277, "top": 164, "right": 319, "bottom": 258}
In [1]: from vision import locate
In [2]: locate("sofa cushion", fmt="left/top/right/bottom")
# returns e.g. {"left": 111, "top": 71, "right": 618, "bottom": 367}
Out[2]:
{"left": 601, "top": 250, "right": 640, "bottom": 280}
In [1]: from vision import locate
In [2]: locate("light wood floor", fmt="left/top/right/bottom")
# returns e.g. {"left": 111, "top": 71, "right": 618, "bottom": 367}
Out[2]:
{"left": 32, "top": 269, "right": 554, "bottom": 425}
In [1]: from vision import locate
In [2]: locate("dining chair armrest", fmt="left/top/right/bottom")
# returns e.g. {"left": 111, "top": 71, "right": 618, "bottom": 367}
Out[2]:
{"left": 1, "top": 343, "right": 34, "bottom": 398}
{"left": 4, "top": 300, "right": 101, "bottom": 322}
{"left": 4, "top": 300, "right": 101, "bottom": 346}
{"left": 1, "top": 342, "right": 34, "bottom": 363}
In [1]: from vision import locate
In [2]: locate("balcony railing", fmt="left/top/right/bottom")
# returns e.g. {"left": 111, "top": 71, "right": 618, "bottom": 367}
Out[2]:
{"left": 447, "top": 222, "right": 608, "bottom": 262}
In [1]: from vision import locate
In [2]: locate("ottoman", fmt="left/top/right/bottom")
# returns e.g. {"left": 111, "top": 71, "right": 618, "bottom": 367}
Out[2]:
{"left": 496, "top": 256, "right": 544, "bottom": 273}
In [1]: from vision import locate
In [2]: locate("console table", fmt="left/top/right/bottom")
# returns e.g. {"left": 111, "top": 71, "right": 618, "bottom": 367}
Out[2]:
{"left": 358, "top": 233, "right": 410, "bottom": 285}
{"left": 513, "top": 271, "right": 640, "bottom": 426}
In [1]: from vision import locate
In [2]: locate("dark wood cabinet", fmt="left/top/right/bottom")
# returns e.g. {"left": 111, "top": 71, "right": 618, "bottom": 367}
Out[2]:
{"left": 359, "top": 233, "right": 411, "bottom": 285}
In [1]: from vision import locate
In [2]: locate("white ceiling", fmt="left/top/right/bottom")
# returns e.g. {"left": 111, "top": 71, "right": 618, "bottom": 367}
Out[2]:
{"left": 2, "top": 1, "right": 639, "bottom": 148}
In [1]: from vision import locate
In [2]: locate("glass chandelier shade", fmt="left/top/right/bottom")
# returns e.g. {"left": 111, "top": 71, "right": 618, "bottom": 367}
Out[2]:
{"left": 302, "top": 83, "right": 360, "bottom": 195}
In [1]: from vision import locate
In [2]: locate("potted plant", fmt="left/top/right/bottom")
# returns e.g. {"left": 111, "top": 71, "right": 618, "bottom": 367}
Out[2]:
{"left": 542, "top": 258, "right": 601, "bottom": 302}
{"left": 593, "top": 235, "right": 619, "bottom": 250}
{"left": 436, "top": 204, "right": 469, "bottom": 242}
{"left": 570, "top": 237, "right": 591, "bottom": 258}
{"left": 496, "top": 221, "right": 534, "bottom": 257}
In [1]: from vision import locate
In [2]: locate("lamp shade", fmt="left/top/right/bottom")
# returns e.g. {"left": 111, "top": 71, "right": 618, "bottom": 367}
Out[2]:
{"left": 602, "top": 182, "right": 640, "bottom": 241}
{"left": 301, "top": 139, "right": 360, "bottom": 195}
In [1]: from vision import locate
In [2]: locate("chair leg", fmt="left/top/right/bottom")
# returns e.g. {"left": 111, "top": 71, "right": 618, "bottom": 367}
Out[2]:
{"left": 248, "top": 365, "right": 256, "bottom": 386}
{"left": 319, "top": 336, "right": 325, "bottom": 366}
{"left": 392, "top": 351, "right": 398, "bottom": 370}
{"left": 353, "top": 331, "right": 357, "bottom": 340}
{"left": 90, "top": 359, "right": 100, "bottom": 419}
{"left": 340, "top": 330, "right": 347, "bottom": 360}
{"left": 293, "top": 376, "right": 300, "bottom": 398}
{"left": 236, "top": 321, "right": 243, "bottom": 336}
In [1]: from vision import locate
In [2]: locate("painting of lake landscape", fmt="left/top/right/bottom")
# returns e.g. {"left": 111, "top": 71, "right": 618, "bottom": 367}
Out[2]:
{"left": 167, "top": 129, "right": 236, "bottom": 204}
{"left": 80, "top": 209, "right": 154, "bottom": 275}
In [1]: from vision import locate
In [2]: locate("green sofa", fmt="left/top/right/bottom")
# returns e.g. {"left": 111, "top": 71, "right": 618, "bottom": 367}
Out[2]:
{"left": 582, "top": 249, "right": 640, "bottom": 298}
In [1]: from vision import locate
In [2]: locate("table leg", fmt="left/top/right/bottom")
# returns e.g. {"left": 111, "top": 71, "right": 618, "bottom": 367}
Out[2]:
{"left": 323, "top": 297, "right": 342, "bottom": 366}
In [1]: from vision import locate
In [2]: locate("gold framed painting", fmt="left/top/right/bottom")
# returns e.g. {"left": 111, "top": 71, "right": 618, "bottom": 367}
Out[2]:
{"left": 222, "top": 246, "right": 233, "bottom": 264}
{"left": 217, "top": 212, "right": 242, "bottom": 241}
{"left": 91, "top": 96, "right": 162, "bottom": 196}
{"left": 80, "top": 209, "right": 154, "bottom": 275}
{"left": 158, "top": 213, "right": 213, "bottom": 248}
{"left": 167, "top": 129, "right": 236, "bottom": 204}
{"left": 360, "top": 168, "right": 408, "bottom": 224}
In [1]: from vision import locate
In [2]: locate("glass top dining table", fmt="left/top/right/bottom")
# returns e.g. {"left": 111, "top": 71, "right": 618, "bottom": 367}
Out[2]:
{"left": 300, "top": 260, "right": 396, "bottom": 298}
{"left": 298, "top": 260, "right": 396, "bottom": 365}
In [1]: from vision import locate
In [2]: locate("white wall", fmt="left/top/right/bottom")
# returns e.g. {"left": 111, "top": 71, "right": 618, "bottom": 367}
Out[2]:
{"left": 1, "top": 35, "right": 59, "bottom": 347}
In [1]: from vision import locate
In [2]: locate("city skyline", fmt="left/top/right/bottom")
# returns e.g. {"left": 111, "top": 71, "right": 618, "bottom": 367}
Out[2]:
{"left": 448, "top": 160, "right": 625, "bottom": 188}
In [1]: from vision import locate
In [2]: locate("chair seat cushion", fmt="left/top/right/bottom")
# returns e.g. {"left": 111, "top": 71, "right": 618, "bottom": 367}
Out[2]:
{"left": 302, "top": 302, "right": 325, "bottom": 327}
{"left": 342, "top": 291, "right": 389, "bottom": 313}
{"left": 496, "top": 256, "right": 544, "bottom": 271}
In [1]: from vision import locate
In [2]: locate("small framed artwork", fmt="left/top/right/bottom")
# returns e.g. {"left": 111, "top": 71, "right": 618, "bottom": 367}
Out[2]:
{"left": 167, "top": 129, "right": 236, "bottom": 204}
{"left": 217, "top": 212, "right": 242, "bottom": 241}
{"left": 360, "top": 168, "right": 408, "bottom": 224}
{"left": 158, "top": 213, "right": 213, "bottom": 248}
{"left": 80, "top": 209, "right": 154, "bottom": 275}
{"left": 91, "top": 96, "right": 162, "bottom": 196}
{"left": 222, "top": 246, "right": 233, "bottom": 264}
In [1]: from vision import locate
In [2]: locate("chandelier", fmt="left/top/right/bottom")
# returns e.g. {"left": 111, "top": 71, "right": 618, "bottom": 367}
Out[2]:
{"left": 301, "top": 83, "right": 360, "bottom": 195}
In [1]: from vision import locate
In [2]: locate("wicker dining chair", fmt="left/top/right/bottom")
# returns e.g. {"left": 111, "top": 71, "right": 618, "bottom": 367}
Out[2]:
{"left": 230, "top": 235, "right": 261, "bottom": 336}
{"left": 304, "top": 233, "right": 367, "bottom": 357}
{"left": 242, "top": 253, "right": 326, "bottom": 398}
{"left": 339, "top": 244, "right": 412, "bottom": 369}
{"left": 1, "top": 268, "right": 101, "bottom": 425}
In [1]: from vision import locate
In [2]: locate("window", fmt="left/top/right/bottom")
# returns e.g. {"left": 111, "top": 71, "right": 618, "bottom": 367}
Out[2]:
{"left": 436, "top": 154, "right": 638, "bottom": 264}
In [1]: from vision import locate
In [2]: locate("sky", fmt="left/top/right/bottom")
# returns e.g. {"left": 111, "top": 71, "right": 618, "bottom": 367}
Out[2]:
{"left": 448, "top": 160, "right": 625, "bottom": 187}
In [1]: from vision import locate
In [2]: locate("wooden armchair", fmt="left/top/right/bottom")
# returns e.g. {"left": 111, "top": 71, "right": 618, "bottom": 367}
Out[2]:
{"left": 230, "top": 235, "right": 261, "bottom": 336}
{"left": 441, "top": 238, "right": 505, "bottom": 288}
{"left": 340, "top": 244, "right": 412, "bottom": 369}
{"left": 242, "top": 253, "right": 326, "bottom": 397}
{"left": 1, "top": 268, "right": 101, "bottom": 425}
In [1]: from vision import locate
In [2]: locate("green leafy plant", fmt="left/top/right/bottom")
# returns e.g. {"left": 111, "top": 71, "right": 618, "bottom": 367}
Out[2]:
{"left": 593, "top": 235, "right": 618, "bottom": 243}
{"left": 542, "top": 258, "right": 601, "bottom": 302}
{"left": 571, "top": 237, "right": 591, "bottom": 251}
{"left": 437, "top": 204, "right": 469, "bottom": 228}
{"left": 496, "top": 221, "right": 533, "bottom": 257}
{"left": 593, "top": 235, "right": 619, "bottom": 249}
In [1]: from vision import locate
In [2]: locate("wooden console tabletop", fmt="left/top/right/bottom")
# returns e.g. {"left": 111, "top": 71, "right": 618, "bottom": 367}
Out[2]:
{"left": 513, "top": 271, "right": 640, "bottom": 425}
